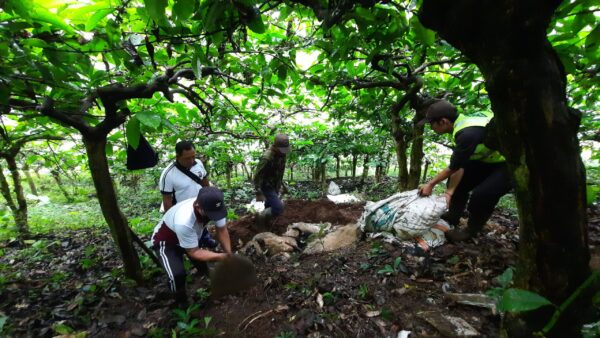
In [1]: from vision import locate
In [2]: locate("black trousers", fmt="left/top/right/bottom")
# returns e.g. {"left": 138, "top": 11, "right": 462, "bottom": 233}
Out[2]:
{"left": 443, "top": 161, "right": 512, "bottom": 233}
{"left": 154, "top": 242, "right": 208, "bottom": 296}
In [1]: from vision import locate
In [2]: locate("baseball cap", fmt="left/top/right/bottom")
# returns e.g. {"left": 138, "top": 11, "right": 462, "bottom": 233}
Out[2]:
{"left": 196, "top": 187, "right": 227, "bottom": 221}
{"left": 417, "top": 100, "right": 457, "bottom": 126}
{"left": 274, "top": 134, "right": 291, "bottom": 154}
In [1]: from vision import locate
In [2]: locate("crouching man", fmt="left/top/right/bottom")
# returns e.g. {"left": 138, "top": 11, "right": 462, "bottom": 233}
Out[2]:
{"left": 151, "top": 186, "right": 232, "bottom": 306}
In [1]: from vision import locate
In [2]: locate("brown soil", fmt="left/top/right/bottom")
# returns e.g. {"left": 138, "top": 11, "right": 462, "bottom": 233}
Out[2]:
{"left": 1, "top": 202, "right": 598, "bottom": 337}
{"left": 227, "top": 199, "right": 365, "bottom": 247}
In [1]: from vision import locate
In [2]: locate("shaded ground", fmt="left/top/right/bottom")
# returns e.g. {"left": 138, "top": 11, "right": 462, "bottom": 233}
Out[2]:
{"left": 1, "top": 201, "right": 598, "bottom": 337}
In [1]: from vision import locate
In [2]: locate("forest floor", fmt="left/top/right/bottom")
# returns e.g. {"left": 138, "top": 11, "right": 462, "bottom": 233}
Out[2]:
{"left": 1, "top": 190, "right": 599, "bottom": 337}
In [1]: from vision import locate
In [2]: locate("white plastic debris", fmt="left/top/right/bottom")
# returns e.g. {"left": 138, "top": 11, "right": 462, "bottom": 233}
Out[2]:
{"left": 328, "top": 181, "right": 342, "bottom": 195}
{"left": 245, "top": 199, "right": 265, "bottom": 213}
{"left": 25, "top": 194, "right": 50, "bottom": 205}
{"left": 398, "top": 331, "right": 411, "bottom": 338}
{"left": 327, "top": 193, "right": 362, "bottom": 204}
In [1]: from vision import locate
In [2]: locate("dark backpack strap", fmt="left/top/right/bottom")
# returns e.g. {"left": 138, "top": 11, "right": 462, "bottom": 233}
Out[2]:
{"left": 174, "top": 161, "right": 203, "bottom": 185}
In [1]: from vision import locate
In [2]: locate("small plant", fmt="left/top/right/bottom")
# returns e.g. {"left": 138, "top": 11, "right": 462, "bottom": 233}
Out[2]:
{"left": 358, "top": 284, "right": 369, "bottom": 299}
{"left": 195, "top": 288, "right": 210, "bottom": 302}
{"left": 322, "top": 291, "right": 335, "bottom": 305}
{"left": 172, "top": 304, "right": 216, "bottom": 337}
{"left": 275, "top": 330, "right": 295, "bottom": 338}
{"left": 377, "top": 257, "right": 405, "bottom": 275}
{"left": 368, "top": 242, "right": 385, "bottom": 258}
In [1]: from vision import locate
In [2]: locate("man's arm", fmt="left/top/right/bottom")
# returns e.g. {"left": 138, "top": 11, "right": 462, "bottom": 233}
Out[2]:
{"left": 185, "top": 247, "right": 228, "bottom": 262}
{"left": 200, "top": 177, "right": 210, "bottom": 187}
{"left": 215, "top": 226, "right": 232, "bottom": 254}
{"left": 418, "top": 167, "right": 458, "bottom": 196}
{"left": 162, "top": 194, "right": 174, "bottom": 212}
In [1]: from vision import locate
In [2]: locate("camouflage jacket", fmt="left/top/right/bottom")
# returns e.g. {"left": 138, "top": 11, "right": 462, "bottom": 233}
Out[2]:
{"left": 254, "top": 148, "right": 286, "bottom": 194}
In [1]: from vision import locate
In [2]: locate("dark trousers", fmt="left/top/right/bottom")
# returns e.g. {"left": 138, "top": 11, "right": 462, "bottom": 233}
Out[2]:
{"left": 263, "top": 189, "right": 284, "bottom": 216}
{"left": 443, "top": 161, "right": 512, "bottom": 233}
{"left": 153, "top": 242, "right": 208, "bottom": 296}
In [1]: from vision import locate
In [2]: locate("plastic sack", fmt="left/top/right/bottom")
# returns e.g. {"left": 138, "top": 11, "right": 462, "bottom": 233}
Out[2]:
{"left": 359, "top": 189, "right": 447, "bottom": 239}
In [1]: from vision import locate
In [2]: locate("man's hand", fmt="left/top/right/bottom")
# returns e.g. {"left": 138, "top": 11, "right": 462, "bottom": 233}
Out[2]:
{"left": 256, "top": 193, "right": 265, "bottom": 202}
{"left": 418, "top": 182, "right": 434, "bottom": 196}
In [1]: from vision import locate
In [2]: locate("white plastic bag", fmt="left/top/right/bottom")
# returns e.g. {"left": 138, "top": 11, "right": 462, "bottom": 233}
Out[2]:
{"left": 245, "top": 199, "right": 265, "bottom": 213}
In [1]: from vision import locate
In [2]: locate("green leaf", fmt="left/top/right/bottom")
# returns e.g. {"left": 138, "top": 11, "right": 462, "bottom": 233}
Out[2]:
{"left": 144, "top": 0, "right": 168, "bottom": 24}
{"left": 496, "top": 267, "right": 514, "bottom": 288}
{"left": 8, "top": 0, "right": 76, "bottom": 34}
{"left": 498, "top": 288, "right": 553, "bottom": 313}
{"left": 585, "top": 25, "right": 600, "bottom": 50}
{"left": 21, "top": 38, "right": 48, "bottom": 48}
{"left": 247, "top": 12, "right": 266, "bottom": 34}
{"left": 173, "top": 0, "right": 195, "bottom": 22}
{"left": 85, "top": 8, "right": 113, "bottom": 31}
{"left": 126, "top": 117, "right": 141, "bottom": 150}
{"left": 411, "top": 17, "right": 435, "bottom": 46}
{"left": 136, "top": 111, "right": 161, "bottom": 129}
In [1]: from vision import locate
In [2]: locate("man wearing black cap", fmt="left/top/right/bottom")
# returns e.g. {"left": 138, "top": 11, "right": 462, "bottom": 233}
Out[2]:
{"left": 253, "top": 134, "right": 291, "bottom": 230}
{"left": 417, "top": 100, "right": 512, "bottom": 242}
{"left": 151, "top": 186, "right": 232, "bottom": 305}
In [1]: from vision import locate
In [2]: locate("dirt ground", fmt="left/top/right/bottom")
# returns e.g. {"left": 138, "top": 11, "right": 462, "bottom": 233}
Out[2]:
{"left": 1, "top": 200, "right": 599, "bottom": 337}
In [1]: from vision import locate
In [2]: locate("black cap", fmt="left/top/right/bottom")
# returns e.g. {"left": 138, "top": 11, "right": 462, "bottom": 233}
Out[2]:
{"left": 196, "top": 187, "right": 227, "bottom": 221}
{"left": 417, "top": 100, "right": 457, "bottom": 126}
{"left": 274, "top": 134, "right": 291, "bottom": 154}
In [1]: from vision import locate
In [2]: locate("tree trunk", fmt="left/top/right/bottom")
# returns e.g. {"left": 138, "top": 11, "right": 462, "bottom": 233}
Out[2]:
{"left": 351, "top": 154, "right": 358, "bottom": 178}
{"left": 407, "top": 125, "right": 425, "bottom": 189}
{"left": 22, "top": 162, "right": 38, "bottom": 196}
{"left": 51, "top": 169, "right": 72, "bottom": 202}
{"left": 225, "top": 161, "right": 232, "bottom": 189}
{"left": 420, "top": 1, "right": 590, "bottom": 335}
{"left": 0, "top": 162, "right": 18, "bottom": 220}
{"left": 83, "top": 136, "right": 143, "bottom": 284}
{"left": 335, "top": 155, "right": 340, "bottom": 179}
{"left": 5, "top": 155, "right": 28, "bottom": 237}
{"left": 422, "top": 159, "right": 431, "bottom": 183}
{"left": 391, "top": 109, "right": 409, "bottom": 190}
{"left": 289, "top": 164, "right": 294, "bottom": 181}
{"left": 360, "top": 154, "right": 369, "bottom": 184}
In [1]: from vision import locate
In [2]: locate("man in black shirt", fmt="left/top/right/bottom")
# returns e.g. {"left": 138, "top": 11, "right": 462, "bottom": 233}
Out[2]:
{"left": 417, "top": 100, "right": 512, "bottom": 242}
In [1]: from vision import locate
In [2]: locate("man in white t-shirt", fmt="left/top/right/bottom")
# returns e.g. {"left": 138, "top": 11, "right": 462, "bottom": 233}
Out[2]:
{"left": 159, "top": 141, "right": 217, "bottom": 248}
{"left": 152, "top": 186, "right": 232, "bottom": 306}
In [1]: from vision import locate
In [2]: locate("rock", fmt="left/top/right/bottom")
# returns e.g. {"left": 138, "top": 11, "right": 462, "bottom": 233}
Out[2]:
{"left": 303, "top": 224, "right": 360, "bottom": 255}
{"left": 418, "top": 311, "right": 478, "bottom": 337}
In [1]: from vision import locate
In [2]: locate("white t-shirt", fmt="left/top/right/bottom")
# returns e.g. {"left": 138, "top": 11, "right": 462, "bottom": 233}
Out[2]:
{"left": 152, "top": 198, "right": 226, "bottom": 249}
{"left": 159, "top": 160, "right": 208, "bottom": 203}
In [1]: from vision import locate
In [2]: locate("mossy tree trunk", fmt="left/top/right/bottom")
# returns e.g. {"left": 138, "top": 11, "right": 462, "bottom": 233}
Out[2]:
{"left": 83, "top": 136, "right": 143, "bottom": 283}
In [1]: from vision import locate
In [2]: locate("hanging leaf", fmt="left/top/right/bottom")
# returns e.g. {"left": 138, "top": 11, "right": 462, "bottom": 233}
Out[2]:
{"left": 247, "top": 10, "right": 266, "bottom": 34}
{"left": 585, "top": 25, "right": 600, "bottom": 51}
{"left": 173, "top": 0, "right": 195, "bottom": 22}
{"left": 143, "top": 0, "right": 168, "bottom": 25}
{"left": 411, "top": 17, "right": 435, "bottom": 46}
{"left": 126, "top": 117, "right": 141, "bottom": 150}
{"left": 498, "top": 288, "right": 553, "bottom": 313}
{"left": 85, "top": 8, "right": 113, "bottom": 31}
{"left": 7, "top": 0, "right": 75, "bottom": 34}
{"left": 136, "top": 111, "right": 162, "bottom": 129}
